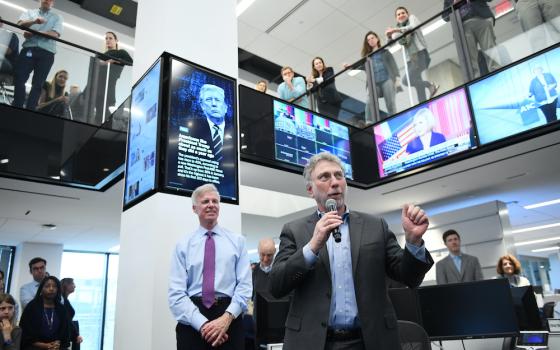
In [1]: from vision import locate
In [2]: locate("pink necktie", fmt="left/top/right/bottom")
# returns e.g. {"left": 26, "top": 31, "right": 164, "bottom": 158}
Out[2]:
{"left": 202, "top": 232, "right": 216, "bottom": 308}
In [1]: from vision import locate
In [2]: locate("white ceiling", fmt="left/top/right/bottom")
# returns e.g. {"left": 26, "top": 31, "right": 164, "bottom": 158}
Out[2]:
{"left": 0, "top": 0, "right": 558, "bottom": 259}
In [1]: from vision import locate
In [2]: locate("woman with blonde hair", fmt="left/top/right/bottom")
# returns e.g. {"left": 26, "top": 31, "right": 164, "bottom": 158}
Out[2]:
{"left": 496, "top": 254, "right": 530, "bottom": 287}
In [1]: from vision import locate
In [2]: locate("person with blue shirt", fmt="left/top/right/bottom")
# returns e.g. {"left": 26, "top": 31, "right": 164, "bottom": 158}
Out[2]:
{"left": 529, "top": 66, "right": 558, "bottom": 124}
{"left": 270, "top": 152, "right": 433, "bottom": 349}
{"left": 278, "top": 66, "right": 309, "bottom": 109}
{"left": 20, "top": 257, "right": 47, "bottom": 311}
{"left": 435, "top": 229, "right": 484, "bottom": 284}
{"left": 12, "top": 0, "right": 63, "bottom": 111}
{"left": 168, "top": 184, "right": 252, "bottom": 350}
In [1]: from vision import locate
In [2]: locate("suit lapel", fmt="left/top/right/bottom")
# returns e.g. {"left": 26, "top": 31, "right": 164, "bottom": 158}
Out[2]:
{"left": 306, "top": 214, "right": 332, "bottom": 281}
{"left": 459, "top": 255, "right": 467, "bottom": 280}
{"left": 349, "top": 212, "right": 363, "bottom": 278}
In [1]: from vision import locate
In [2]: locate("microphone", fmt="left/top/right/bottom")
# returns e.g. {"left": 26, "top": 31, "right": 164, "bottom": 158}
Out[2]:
{"left": 325, "top": 199, "right": 342, "bottom": 243}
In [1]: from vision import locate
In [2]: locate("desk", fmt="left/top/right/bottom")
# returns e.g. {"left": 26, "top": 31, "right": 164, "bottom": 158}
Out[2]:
{"left": 431, "top": 334, "right": 560, "bottom": 349}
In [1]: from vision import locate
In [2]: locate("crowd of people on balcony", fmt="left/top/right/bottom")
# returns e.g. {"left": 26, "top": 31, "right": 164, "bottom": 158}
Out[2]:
{"left": 253, "top": 1, "right": 559, "bottom": 123}
{"left": 0, "top": 0, "right": 132, "bottom": 123}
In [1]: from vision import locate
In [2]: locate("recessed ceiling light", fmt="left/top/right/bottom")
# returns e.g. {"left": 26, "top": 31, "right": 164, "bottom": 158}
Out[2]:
{"left": 0, "top": 158, "right": 8, "bottom": 164}
{"left": 524, "top": 198, "right": 560, "bottom": 210}
{"left": 41, "top": 224, "right": 57, "bottom": 230}
{"left": 236, "top": 0, "right": 257, "bottom": 17}
{"left": 50, "top": 175, "right": 60, "bottom": 180}
{"left": 108, "top": 245, "right": 120, "bottom": 252}
{"left": 103, "top": 168, "right": 110, "bottom": 172}
{"left": 510, "top": 222, "right": 560, "bottom": 234}
{"left": 515, "top": 236, "right": 560, "bottom": 247}
{"left": 531, "top": 246, "right": 560, "bottom": 253}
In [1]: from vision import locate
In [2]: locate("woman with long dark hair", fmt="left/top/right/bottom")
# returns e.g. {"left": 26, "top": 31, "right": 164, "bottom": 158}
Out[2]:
{"left": 385, "top": 6, "right": 438, "bottom": 103}
{"left": 361, "top": 31, "right": 401, "bottom": 116}
{"left": 306, "top": 57, "right": 342, "bottom": 117}
{"left": 37, "top": 70, "right": 69, "bottom": 117}
{"left": 0, "top": 293, "right": 21, "bottom": 350}
{"left": 19, "top": 276, "right": 69, "bottom": 350}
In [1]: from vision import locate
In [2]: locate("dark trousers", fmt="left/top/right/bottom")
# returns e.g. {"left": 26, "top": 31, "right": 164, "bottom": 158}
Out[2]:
{"left": 176, "top": 298, "right": 244, "bottom": 350}
{"left": 12, "top": 47, "right": 55, "bottom": 110}
{"left": 539, "top": 98, "right": 558, "bottom": 124}
{"left": 402, "top": 49, "right": 431, "bottom": 103}
{"left": 324, "top": 338, "right": 365, "bottom": 350}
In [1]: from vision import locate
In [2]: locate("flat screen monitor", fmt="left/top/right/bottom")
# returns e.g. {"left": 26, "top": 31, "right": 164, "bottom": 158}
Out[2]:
{"left": 388, "top": 287, "right": 422, "bottom": 325}
{"left": 273, "top": 99, "right": 353, "bottom": 179}
{"left": 374, "top": 88, "right": 475, "bottom": 179}
{"left": 511, "top": 285, "right": 543, "bottom": 331}
{"left": 417, "top": 279, "right": 518, "bottom": 340}
{"left": 255, "top": 291, "right": 290, "bottom": 344}
{"left": 165, "top": 58, "right": 238, "bottom": 203}
{"left": 124, "top": 59, "right": 161, "bottom": 207}
{"left": 469, "top": 46, "right": 560, "bottom": 145}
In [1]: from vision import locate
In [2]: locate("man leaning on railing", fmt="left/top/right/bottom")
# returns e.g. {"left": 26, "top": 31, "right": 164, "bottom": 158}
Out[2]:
{"left": 12, "top": 0, "right": 63, "bottom": 111}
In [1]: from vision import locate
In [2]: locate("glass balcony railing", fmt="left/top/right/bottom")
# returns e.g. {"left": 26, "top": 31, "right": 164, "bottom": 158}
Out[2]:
{"left": 0, "top": 18, "right": 132, "bottom": 129}
{"left": 294, "top": 0, "right": 560, "bottom": 129}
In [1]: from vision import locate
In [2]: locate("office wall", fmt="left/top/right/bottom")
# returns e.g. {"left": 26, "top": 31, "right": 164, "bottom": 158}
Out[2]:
{"left": 550, "top": 252, "right": 560, "bottom": 291}
{"left": 12, "top": 242, "right": 63, "bottom": 301}
{"left": 389, "top": 201, "right": 514, "bottom": 283}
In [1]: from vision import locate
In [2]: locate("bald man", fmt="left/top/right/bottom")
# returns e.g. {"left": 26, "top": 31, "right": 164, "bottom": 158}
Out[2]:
{"left": 252, "top": 238, "right": 276, "bottom": 299}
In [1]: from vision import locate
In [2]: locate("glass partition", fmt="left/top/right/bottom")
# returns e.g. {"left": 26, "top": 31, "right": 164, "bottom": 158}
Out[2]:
{"left": 291, "top": 0, "right": 559, "bottom": 130}
{"left": 0, "top": 19, "right": 132, "bottom": 127}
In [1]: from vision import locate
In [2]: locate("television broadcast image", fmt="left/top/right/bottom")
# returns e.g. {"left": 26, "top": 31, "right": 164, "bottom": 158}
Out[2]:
{"left": 374, "top": 88, "right": 474, "bottom": 178}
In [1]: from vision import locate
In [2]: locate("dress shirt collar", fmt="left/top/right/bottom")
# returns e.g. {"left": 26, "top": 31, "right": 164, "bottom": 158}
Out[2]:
{"left": 317, "top": 206, "right": 350, "bottom": 222}
{"left": 195, "top": 224, "right": 223, "bottom": 238}
{"left": 449, "top": 252, "right": 462, "bottom": 258}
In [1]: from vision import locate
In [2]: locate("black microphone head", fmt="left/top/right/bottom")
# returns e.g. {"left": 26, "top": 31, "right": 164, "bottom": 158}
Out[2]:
{"left": 325, "top": 199, "right": 337, "bottom": 212}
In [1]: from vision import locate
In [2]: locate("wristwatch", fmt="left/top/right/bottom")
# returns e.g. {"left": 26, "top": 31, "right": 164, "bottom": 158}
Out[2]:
{"left": 225, "top": 311, "right": 235, "bottom": 321}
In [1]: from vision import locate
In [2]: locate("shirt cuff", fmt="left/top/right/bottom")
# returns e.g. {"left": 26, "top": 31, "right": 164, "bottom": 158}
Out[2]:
{"left": 302, "top": 243, "right": 319, "bottom": 268}
{"left": 191, "top": 311, "right": 209, "bottom": 333}
{"left": 225, "top": 302, "right": 242, "bottom": 319}
{"left": 405, "top": 241, "right": 427, "bottom": 262}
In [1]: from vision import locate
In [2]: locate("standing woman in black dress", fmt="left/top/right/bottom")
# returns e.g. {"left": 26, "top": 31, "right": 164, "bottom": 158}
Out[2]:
{"left": 61, "top": 278, "right": 82, "bottom": 350}
{"left": 306, "top": 57, "right": 342, "bottom": 118}
{"left": 94, "top": 31, "right": 133, "bottom": 122}
{"left": 19, "top": 276, "right": 70, "bottom": 350}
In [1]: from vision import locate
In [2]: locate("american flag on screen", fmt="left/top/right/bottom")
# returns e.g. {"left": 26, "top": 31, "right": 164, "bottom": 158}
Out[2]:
{"left": 379, "top": 122, "right": 415, "bottom": 161}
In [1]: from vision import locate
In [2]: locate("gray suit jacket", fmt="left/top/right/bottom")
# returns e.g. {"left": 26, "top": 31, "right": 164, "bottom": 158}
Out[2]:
{"left": 435, "top": 253, "right": 484, "bottom": 284}
{"left": 270, "top": 211, "right": 433, "bottom": 350}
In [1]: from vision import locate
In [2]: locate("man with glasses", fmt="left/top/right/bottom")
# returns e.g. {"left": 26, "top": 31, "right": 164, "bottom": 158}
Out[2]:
{"left": 20, "top": 257, "right": 47, "bottom": 309}
{"left": 12, "top": 0, "right": 63, "bottom": 110}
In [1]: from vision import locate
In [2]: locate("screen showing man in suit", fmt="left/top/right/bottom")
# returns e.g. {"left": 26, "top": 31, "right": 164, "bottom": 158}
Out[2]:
{"left": 269, "top": 151, "right": 433, "bottom": 349}
{"left": 435, "top": 229, "right": 484, "bottom": 284}
{"left": 166, "top": 59, "right": 238, "bottom": 202}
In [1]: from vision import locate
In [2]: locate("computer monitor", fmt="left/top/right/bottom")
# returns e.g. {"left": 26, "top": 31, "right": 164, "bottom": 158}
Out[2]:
{"left": 417, "top": 279, "right": 519, "bottom": 340}
{"left": 388, "top": 287, "right": 422, "bottom": 325}
{"left": 255, "top": 291, "right": 290, "bottom": 345}
{"left": 510, "top": 285, "right": 543, "bottom": 330}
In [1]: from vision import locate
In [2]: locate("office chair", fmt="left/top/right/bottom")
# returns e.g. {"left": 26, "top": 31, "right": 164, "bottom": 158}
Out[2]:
{"left": 398, "top": 320, "right": 431, "bottom": 350}
{"left": 543, "top": 301, "right": 555, "bottom": 319}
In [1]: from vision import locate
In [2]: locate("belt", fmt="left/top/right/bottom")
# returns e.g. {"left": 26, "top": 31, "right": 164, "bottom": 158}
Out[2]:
{"left": 190, "top": 296, "right": 231, "bottom": 307}
{"left": 326, "top": 328, "right": 362, "bottom": 341}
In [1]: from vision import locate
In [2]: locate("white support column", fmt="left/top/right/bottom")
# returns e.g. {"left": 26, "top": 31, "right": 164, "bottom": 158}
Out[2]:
{"left": 113, "top": 1, "right": 239, "bottom": 349}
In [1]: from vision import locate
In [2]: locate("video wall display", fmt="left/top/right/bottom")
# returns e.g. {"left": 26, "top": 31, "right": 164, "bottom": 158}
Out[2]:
{"left": 166, "top": 58, "right": 238, "bottom": 202}
{"left": 374, "top": 88, "right": 474, "bottom": 179}
{"left": 469, "top": 46, "right": 560, "bottom": 145}
{"left": 124, "top": 59, "right": 161, "bottom": 206}
{"left": 273, "top": 100, "right": 353, "bottom": 179}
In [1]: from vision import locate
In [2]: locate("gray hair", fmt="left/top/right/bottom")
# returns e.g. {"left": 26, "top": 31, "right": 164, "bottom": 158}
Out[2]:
{"left": 303, "top": 152, "right": 345, "bottom": 187}
{"left": 198, "top": 84, "right": 225, "bottom": 103}
{"left": 191, "top": 184, "right": 220, "bottom": 205}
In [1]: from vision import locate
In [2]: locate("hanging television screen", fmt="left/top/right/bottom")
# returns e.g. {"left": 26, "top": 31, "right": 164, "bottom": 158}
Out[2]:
{"left": 123, "top": 59, "right": 161, "bottom": 207}
{"left": 165, "top": 57, "right": 238, "bottom": 203}
{"left": 374, "top": 88, "right": 474, "bottom": 179}
{"left": 469, "top": 46, "right": 560, "bottom": 145}
{"left": 273, "top": 99, "right": 353, "bottom": 179}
